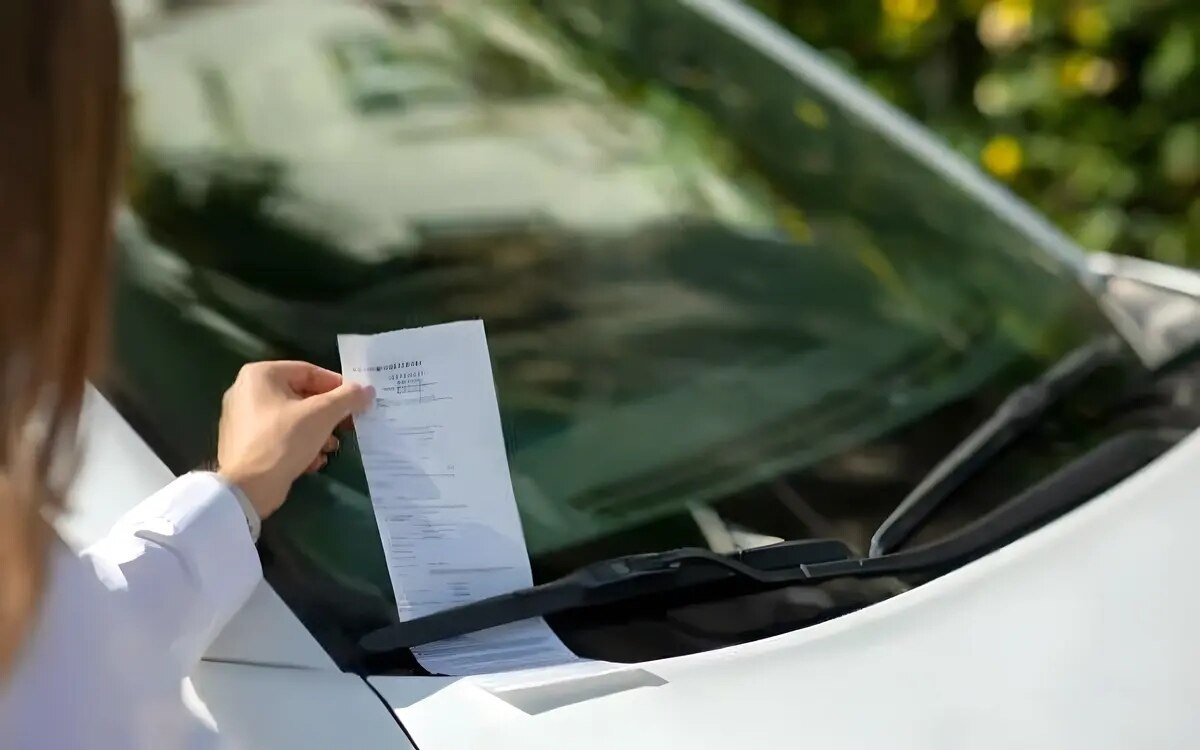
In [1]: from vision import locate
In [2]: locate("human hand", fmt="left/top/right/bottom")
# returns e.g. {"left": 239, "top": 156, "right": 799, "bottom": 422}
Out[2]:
{"left": 216, "top": 361, "right": 373, "bottom": 520}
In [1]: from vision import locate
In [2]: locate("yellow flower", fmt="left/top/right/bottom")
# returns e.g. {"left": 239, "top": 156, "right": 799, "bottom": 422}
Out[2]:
{"left": 778, "top": 205, "right": 814, "bottom": 244}
{"left": 973, "top": 74, "right": 1014, "bottom": 116}
{"left": 982, "top": 135, "right": 1023, "bottom": 180}
{"left": 882, "top": 0, "right": 938, "bottom": 25}
{"left": 1059, "top": 52, "right": 1118, "bottom": 95}
{"left": 977, "top": 0, "right": 1033, "bottom": 51}
{"left": 1066, "top": 4, "right": 1110, "bottom": 48}
{"left": 794, "top": 99, "right": 829, "bottom": 129}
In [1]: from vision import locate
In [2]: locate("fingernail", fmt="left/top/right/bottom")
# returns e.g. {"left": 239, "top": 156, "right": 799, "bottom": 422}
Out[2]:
{"left": 359, "top": 386, "right": 376, "bottom": 411}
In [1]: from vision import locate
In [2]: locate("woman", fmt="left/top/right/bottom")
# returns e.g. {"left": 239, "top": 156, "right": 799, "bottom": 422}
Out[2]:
{"left": 0, "top": 1, "right": 372, "bottom": 747}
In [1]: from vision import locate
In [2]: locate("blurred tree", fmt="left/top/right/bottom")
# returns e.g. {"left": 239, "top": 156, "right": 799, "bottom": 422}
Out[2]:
{"left": 749, "top": 0, "right": 1200, "bottom": 266}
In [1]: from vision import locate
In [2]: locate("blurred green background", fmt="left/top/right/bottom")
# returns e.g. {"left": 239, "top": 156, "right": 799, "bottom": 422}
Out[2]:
{"left": 751, "top": 0, "right": 1200, "bottom": 266}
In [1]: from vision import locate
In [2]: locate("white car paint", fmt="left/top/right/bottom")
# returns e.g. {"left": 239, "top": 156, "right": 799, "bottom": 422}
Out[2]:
{"left": 374, "top": 425, "right": 1200, "bottom": 749}
{"left": 186, "top": 662, "right": 407, "bottom": 750}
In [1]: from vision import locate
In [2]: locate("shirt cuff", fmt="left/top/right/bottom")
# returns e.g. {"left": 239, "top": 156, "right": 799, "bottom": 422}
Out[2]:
{"left": 218, "top": 476, "right": 261, "bottom": 542}
{"left": 112, "top": 471, "right": 263, "bottom": 638}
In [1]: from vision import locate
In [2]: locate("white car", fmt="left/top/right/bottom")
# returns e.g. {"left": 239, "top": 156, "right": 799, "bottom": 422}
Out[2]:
{"left": 69, "top": 0, "right": 1200, "bottom": 747}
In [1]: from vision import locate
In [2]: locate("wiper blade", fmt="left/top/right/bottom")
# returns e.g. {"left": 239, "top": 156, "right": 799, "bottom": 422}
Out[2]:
{"left": 358, "top": 428, "right": 1174, "bottom": 660}
{"left": 359, "top": 537, "right": 854, "bottom": 655}
{"left": 868, "top": 335, "right": 1123, "bottom": 557}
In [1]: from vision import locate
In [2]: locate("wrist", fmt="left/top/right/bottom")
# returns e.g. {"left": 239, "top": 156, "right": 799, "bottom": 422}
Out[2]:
{"left": 217, "top": 468, "right": 285, "bottom": 522}
{"left": 221, "top": 477, "right": 262, "bottom": 542}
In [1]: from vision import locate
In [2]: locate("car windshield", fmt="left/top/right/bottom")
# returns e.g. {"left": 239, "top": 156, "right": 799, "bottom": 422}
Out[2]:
{"left": 109, "top": 0, "right": 1135, "bottom": 670}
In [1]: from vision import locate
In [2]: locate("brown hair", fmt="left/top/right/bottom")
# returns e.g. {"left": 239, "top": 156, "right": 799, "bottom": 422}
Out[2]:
{"left": 0, "top": 0, "right": 123, "bottom": 677}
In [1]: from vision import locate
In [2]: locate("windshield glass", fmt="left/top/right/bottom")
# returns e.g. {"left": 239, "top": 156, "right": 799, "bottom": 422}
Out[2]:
{"left": 109, "top": 0, "right": 1132, "bottom": 669}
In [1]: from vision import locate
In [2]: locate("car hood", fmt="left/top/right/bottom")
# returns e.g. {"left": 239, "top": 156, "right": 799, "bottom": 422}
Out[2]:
{"left": 369, "top": 424, "right": 1200, "bottom": 749}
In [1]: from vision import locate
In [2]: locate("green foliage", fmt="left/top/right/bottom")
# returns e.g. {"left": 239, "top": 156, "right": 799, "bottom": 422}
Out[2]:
{"left": 750, "top": 0, "right": 1200, "bottom": 265}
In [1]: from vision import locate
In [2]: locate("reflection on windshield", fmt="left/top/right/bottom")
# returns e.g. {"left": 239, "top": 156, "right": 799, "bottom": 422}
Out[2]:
{"left": 129, "top": 0, "right": 778, "bottom": 275}
{"left": 110, "top": 0, "right": 1116, "bottom": 667}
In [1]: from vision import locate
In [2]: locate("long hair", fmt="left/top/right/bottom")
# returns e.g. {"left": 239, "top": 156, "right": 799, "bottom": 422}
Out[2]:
{"left": 0, "top": 0, "right": 123, "bottom": 677}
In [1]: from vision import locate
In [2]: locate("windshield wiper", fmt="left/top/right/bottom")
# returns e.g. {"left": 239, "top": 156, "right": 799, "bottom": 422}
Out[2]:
{"left": 359, "top": 537, "right": 854, "bottom": 655}
{"left": 869, "top": 335, "right": 1123, "bottom": 557}
{"left": 358, "top": 427, "right": 1173, "bottom": 660}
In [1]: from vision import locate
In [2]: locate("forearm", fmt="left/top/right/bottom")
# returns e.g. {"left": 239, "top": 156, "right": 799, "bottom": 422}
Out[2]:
{"left": 80, "top": 472, "right": 262, "bottom": 673}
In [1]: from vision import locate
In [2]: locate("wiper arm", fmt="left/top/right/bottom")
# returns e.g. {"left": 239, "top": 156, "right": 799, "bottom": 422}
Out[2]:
{"left": 868, "top": 335, "right": 1123, "bottom": 557}
{"left": 359, "top": 537, "right": 854, "bottom": 655}
{"left": 359, "top": 428, "right": 1173, "bottom": 660}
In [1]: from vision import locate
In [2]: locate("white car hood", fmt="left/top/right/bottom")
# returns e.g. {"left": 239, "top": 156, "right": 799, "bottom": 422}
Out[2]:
{"left": 373, "top": 427, "right": 1200, "bottom": 749}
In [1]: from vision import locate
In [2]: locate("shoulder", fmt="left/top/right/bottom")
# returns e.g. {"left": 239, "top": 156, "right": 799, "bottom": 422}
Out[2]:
{"left": 8, "top": 538, "right": 122, "bottom": 684}
{"left": 1, "top": 541, "right": 128, "bottom": 746}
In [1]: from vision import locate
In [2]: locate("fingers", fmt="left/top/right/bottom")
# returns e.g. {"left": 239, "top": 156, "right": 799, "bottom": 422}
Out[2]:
{"left": 256, "top": 361, "right": 345, "bottom": 396}
{"left": 295, "top": 364, "right": 345, "bottom": 397}
{"left": 301, "top": 382, "right": 374, "bottom": 431}
{"left": 303, "top": 436, "right": 339, "bottom": 475}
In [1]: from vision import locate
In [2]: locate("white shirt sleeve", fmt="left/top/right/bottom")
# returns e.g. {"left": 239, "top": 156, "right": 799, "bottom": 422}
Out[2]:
{"left": 1, "top": 472, "right": 264, "bottom": 749}
{"left": 82, "top": 471, "right": 264, "bottom": 672}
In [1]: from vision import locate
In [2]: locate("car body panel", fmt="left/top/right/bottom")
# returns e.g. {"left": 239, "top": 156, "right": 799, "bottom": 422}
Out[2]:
{"left": 61, "top": 387, "right": 183, "bottom": 549}
{"left": 1089, "top": 254, "right": 1200, "bottom": 368}
{"left": 372, "top": 425, "right": 1200, "bottom": 749}
{"left": 186, "top": 661, "right": 412, "bottom": 750}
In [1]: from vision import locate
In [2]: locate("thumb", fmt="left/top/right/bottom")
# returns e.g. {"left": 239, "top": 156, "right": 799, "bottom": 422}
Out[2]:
{"left": 301, "top": 383, "right": 374, "bottom": 429}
